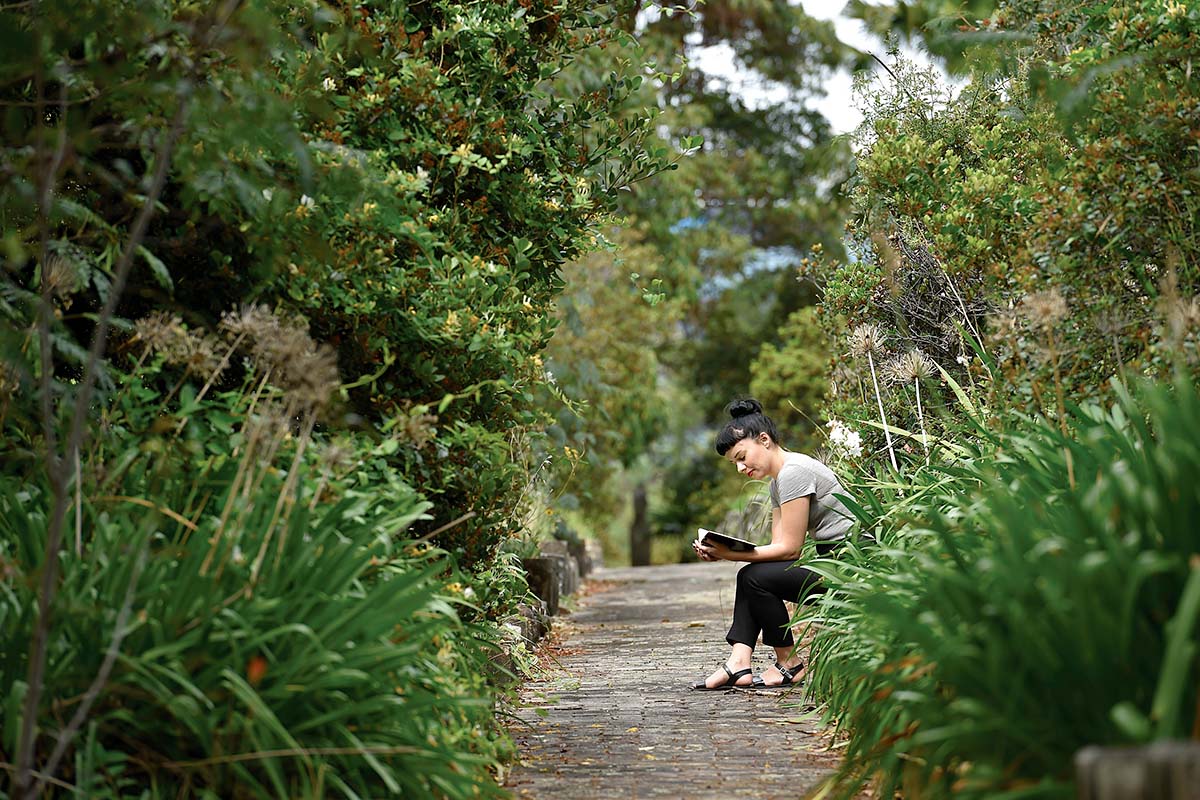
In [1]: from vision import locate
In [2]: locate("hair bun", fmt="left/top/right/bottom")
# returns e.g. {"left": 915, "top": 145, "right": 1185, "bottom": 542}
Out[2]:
{"left": 727, "top": 398, "right": 763, "bottom": 419}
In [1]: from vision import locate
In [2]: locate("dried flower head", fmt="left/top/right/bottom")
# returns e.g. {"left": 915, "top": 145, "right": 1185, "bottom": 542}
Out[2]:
{"left": 397, "top": 401, "right": 438, "bottom": 449}
{"left": 41, "top": 255, "right": 79, "bottom": 298}
{"left": 219, "top": 305, "right": 282, "bottom": 343}
{"left": 221, "top": 305, "right": 340, "bottom": 410}
{"left": 1161, "top": 295, "right": 1200, "bottom": 343}
{"left": 134, "top": 312, "right": 187, "bottom": 358}
{"left": 888, "top": 349, "right": 936, "bottom": 383}
{"left": 1094, "top": 309, "right": 1127, "bottom": 337}
{"left": 178, "top": 333, "right": 224, "bottom": 380}
{"left": 1018, "top": 289, "right": 1069, "bottom": 331}
{"left": 848, "top": 323, "right": 886, "bottom": 358}
{"left": 0, "top": 359, "right": 18, "bottom": 398}
{"left": 134, "top": 312, "right": 225, "bottom": 380}
{"left": 281, "top": 344, "right": 340, "bottom": 410}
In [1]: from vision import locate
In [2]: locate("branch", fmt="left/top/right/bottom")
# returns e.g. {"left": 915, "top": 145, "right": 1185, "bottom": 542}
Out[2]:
{"left": 10, "top": 0, "right": 247, "bottom": 777}
{"left": 34, "top": 545, "right": 147, "bottom": 795}
{"left": 870, "top": 51, "right": 930, "bottom": 125}
{"left": 16, "top": 94, "right": 190, "bottom": 799}
{"left": 14, "top": 33, "right": 72, "bottom": 793}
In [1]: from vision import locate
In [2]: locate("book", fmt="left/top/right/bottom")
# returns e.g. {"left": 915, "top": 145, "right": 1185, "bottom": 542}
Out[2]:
{"left": 696, "top": 527, "right": 758, "bottom": 552}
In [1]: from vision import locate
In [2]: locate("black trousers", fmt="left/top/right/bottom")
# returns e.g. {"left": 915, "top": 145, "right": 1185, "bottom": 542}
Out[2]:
{"left": 725, "top": 544, "right": 834, "bottom": 648}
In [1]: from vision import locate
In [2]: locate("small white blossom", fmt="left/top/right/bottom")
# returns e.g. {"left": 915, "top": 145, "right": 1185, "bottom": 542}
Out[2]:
{"left": 261, "top": 188, "right": 273, "bottom": 201}
{"left": 826, "top": 420, "right": 863, "bottom": 458}
{"left": 956, "top": 353, "right": 970, "bottom": 366}
{"left": 300, "top": 194, "right": 316, "bottom": 209}
{"left": 322, "top": 76, "right": 337, "bottom": 91}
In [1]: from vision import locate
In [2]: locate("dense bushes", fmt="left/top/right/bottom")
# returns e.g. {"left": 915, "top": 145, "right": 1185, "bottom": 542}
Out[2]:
{"left": 813, "top": 0, "right": 1200, "bottom": 460}
{"left": 1, "top": 0, "right": 657, "bottom": 794}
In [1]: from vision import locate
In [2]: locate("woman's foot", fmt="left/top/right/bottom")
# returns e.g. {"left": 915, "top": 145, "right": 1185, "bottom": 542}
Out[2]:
{"left": 695, "top": 662, "right": 754, "bottom": 690}
{"left": 756, "top": 660, "right": 803, "bottom": 687}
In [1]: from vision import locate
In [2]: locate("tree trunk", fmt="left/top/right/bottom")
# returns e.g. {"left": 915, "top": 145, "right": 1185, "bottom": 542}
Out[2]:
{"left": 630, "top": 484, "right": 650, "bottom": 566}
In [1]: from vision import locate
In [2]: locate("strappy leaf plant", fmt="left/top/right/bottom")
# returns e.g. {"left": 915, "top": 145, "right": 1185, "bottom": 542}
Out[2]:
{"left": 1, "top": 349, "right": 511, "bottom": 798}
{"left": 804, "top": 374, "right": 1200, "bottom": 799}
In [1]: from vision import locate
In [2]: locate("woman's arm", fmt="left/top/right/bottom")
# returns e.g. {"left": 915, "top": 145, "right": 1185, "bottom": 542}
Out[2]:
{"left": 699, "top": 499, "right": 809, "bottom": 563}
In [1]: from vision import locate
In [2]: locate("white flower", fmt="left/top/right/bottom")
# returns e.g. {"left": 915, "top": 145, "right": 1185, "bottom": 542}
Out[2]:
{"left": 956, "top": 353, "right": 970, "bottom": 366}
{"left": 826, "top": 420, "right": 863, "bottom": 458}
{"left": 322, "top": 76, "right": 337, "bottom": 91}
{"left": 261, "top": 188, "right": 273, "bottom": 201}
{"left": 300, "top": 194, "right": 316, "bottom": 209}
{"left": 544, "top": 370, "right": 556, "bottom": 385}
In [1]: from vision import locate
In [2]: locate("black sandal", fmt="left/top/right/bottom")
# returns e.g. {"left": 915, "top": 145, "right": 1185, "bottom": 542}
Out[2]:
{"left": 692, "top": 664, "right": 753, "bottom": 691}
{"left": 751, "top": 660, "right": 802, "bottom": 689}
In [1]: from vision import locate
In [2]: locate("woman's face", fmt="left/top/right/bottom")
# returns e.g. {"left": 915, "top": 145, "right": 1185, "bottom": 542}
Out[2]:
{"left": 724, "top": 434, "right": 772, "bottom": 479}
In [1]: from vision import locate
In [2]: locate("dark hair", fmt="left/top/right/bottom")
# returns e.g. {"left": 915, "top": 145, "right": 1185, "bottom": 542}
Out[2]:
{"left": 714, "top": 398, "right": 779, "bottom": 455}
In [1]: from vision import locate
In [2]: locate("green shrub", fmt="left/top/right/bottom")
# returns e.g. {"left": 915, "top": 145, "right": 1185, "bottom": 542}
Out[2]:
{"left": 816, "top": 0, "right": 1200, "bottom": 464}
{"left": 806, "top": 374, "right": 1200, "bottom": 798}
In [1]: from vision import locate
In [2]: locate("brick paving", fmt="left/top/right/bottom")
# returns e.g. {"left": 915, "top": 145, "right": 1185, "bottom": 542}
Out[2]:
{"left": 505, "top": 561, "right": 844, "bottom": 799}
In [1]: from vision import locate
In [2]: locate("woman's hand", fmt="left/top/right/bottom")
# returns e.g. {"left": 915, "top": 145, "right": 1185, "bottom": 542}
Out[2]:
{"left": 692, "top": 539, "right": 732, "bottom": 562}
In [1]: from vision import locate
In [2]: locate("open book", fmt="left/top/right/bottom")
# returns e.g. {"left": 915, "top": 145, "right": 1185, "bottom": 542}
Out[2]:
{"left": 696, "top": 527, "right": 758, "bottom": 552}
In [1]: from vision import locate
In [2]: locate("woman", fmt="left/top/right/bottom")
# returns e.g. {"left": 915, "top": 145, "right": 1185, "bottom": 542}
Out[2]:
{"left": 692, "top": 398, "right": 853, "bottom": 690}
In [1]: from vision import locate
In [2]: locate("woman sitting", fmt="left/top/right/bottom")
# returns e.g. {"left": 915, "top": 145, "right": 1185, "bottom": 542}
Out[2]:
{"left": 693, "top": 398, "right": 853, "bottom": 690}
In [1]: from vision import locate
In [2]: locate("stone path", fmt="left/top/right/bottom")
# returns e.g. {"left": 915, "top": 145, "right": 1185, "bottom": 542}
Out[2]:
{"left": 505, "top": 561, "right": 843, "bottom": 799}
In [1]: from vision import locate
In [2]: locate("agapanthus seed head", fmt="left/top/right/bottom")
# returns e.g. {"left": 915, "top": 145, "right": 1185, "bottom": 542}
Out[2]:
{"left": 0, "top": 359, "right": 18, "bottom": 398}
{"left": 281, "top": 344, "right": 340, "bottom": 410}
{"left": 179, "top": 333, "right": 224, "bottom": 380}
{"left": 220, "top": 305, "right": 341, "bottom": 411}
{"left": 219, "top": 305, "right": 282, "bottom": 343}
{"left": 42, "top": 255, "right": 79, "bottom": 298}
{"left": 1160, "top": 295, "right": 1200, "bottom": 342}
{"left": 134, "top": 312, "right": 187, "bottom": 357}
{"left": 1018, "top": 289, "right": 1069, "bottom": 330}
{"left": 848, "top": 323, "right": 886, "bottom": 358}
{"left": 888, "top": 349, "right": 936, "bottom": 383}
{"left": 397, "top": 401, "right": 438, "bottom": 449}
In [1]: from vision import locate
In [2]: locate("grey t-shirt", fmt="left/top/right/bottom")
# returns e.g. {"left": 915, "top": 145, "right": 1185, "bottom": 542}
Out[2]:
{"left": 768, "top": 452, "right": 854, "bottom": 542}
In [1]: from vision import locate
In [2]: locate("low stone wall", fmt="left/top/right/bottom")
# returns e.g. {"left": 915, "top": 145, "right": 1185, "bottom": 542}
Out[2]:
{"left": 1075, "top": 741, "right": 1200, "bottom": 799}
{"left": 495, "top": 538, "right": 603, "bottom": 681}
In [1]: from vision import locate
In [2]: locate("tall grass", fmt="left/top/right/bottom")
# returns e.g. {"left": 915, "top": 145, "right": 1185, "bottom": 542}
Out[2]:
{"left": 1, "top": 345, "right": 511, "bottom": 797}
{"left": 805, "top": 375, "right": 1200, "bottom": 799}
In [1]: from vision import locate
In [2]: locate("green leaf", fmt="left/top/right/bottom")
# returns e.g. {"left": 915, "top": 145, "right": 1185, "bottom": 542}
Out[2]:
{"left": 1110, "top": 702, "right": 1152, "bottom": 742}
{"left": 934, "top": 360, "right": 978, "bottom": 420}
{"left": 137, "top": 245, "right": 173, "bottom": 292}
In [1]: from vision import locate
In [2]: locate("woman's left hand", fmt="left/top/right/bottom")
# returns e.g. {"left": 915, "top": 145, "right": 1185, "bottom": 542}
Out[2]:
{"left": 692, "top": 539, "right": 730, "bottom": 562}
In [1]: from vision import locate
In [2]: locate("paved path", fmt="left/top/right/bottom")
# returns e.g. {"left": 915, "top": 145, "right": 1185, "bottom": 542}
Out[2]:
{"left": 505, "top": 562, "right": 842, "bottom": 799}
